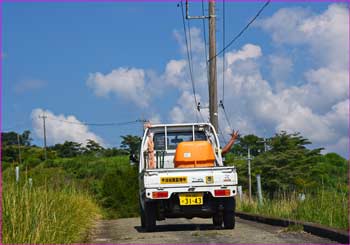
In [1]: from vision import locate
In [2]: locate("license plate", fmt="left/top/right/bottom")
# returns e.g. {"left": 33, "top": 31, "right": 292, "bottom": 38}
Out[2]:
{"left": 179, "top": 193, "right": 203, "bottom": 206}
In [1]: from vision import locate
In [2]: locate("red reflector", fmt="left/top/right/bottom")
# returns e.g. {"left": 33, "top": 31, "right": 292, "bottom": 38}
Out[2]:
{"left": 152, "top": 191, "right": 168, "bottom": 199}
{"left": 214, "top": 189, "right": 230, "bottom": 196}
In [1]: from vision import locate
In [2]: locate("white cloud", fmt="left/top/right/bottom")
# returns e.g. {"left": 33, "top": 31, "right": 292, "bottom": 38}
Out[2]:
{"left": 258, "top": 3, "right": 348, "bottom": 69}
{"left": 87, "top": 67, "right": 149, "bottom": 107}
{"left": 226, "top": 44, "right": 262, "bottom": 66}
{"left": 84, "top": 4, "right": 348, "bottom": 157}
{"left": 31, "top": 108, "right": 104, "bottom": 146}
{"left": 166, "top": 4, "right": 348, "bottom": 157}
{"left": 163, "top": 59, "right": 189, "bottom": 89}
{"left": 169, "top": 91, "right": 207, "bottom": 123}
{"left": 269, "top": 55, "right": 293, "bottom": 91}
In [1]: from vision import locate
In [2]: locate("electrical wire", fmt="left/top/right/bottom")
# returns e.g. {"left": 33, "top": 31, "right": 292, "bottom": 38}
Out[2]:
{"left": 218, "top": 123, "right": 228, "bottom": 146}
{"left": 45, "top": 116, "right": 145, "bottom": 127}
{"left": 220, "top": 101, "right": 234, "bottom": 133}
{"left": 180, "top": 0, "right": 199, "bottom": 112}
{"left": 209, "top": 0, "right": 271, "bottom": 62}
{"left": 201, "top": 0, "right": 209, "bottom": 89}
{"left": 222, "top": 0, "right": 226, "bottom": 103}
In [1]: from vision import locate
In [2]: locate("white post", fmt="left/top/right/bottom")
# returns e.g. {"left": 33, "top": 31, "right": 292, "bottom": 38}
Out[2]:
{"left": 29, "top": 178, "right": 33, "bottom": 188}
{"left": 247, "top": 147, "right": 252, "bottom": 201}
{"left": 237, "top": 185, "right": 243, "bottom": 199}
{"left": 256, "top": 174, "right": 263, "bottom": 204}
{"left": 15, "top": 166, "right": 19, "bottom": 182}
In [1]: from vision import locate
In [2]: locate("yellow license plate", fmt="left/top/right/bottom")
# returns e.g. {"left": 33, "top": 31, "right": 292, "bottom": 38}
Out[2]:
{"left": 179, "top": 193, "right": 203, "bottom": 206}
{"left": 160, "top": 176, "right": 187, "bottom": 184}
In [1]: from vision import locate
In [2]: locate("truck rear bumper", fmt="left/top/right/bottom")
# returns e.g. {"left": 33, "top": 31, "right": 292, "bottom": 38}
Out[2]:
{"left": 146, "top": 192, "right": 235, "bottom": 220}
{"left": 142, "top": 185, "right": 237, "bottom": 200}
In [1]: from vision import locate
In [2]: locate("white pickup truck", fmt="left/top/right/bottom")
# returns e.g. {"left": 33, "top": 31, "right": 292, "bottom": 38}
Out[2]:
{"left": 138, "top": 123, "right": 238, "bottom": 231}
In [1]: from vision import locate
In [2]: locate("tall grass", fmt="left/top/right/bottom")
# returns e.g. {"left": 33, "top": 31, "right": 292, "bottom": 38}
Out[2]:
{"left": 2, "top": 181, "right": 101, "bottom": 244}
{"left": 236, "top": 190, "right": 348, "bottom": 230}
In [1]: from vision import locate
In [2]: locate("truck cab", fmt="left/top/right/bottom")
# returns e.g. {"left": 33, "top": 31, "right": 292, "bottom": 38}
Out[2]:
{"left": 138, "top": 123, "right": 238, "bottom": 231}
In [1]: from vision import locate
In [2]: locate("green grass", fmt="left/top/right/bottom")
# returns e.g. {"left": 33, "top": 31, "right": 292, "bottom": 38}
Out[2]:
{"left": 236, "top": 190, "right": 348, "bottom": 230}
{"left": 2, "top": 180, "right": 101, "bottom": 244}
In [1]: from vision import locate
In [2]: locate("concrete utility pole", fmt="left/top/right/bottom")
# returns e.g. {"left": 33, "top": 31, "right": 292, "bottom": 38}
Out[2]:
{"left": 247, "top": 147, "right": 252, "bottom": 201}
{"left": 39, "top": 114, "right": 48, "bottom": 161}
{"left": 184, "top": 0, "right": 218, "bottom": 130}
{"left": 208, "top": 0, "right": 218, "bottom": 132}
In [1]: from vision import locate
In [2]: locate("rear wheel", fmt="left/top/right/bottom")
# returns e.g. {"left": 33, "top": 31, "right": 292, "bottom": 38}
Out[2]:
{"left": 144, "top": 201, "right": 157, "bottom": 232}
{"left": 223, "top": 197, "right": 235, "bottom": 229}
{"left": 212, "top": 214, "right": 223, "bottom": 228}
{"left": 139, "top": 200, "right": 146, "bottom": 228}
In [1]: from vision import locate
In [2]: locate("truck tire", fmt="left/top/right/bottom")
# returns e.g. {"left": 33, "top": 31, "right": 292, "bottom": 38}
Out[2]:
{"left": 139, "top": 201, "right": 146, "bottom": 228}
{"left": 212, "top": 214, "right": 223, "bottom": 228}
{"left": 223, "top": 197, "right": 235, "bottom": 229}
{"left": 144, "top": 201, "right": 157, "bottom": 232}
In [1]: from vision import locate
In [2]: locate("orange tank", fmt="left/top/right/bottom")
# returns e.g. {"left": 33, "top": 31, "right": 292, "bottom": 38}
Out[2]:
{"left": 174, "top": 141, "right": 215, "bottom": 168}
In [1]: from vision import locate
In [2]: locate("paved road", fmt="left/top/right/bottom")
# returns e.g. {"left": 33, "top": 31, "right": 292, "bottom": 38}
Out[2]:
{"left": 87, "top": 217, "right": 337, "bottom": 244}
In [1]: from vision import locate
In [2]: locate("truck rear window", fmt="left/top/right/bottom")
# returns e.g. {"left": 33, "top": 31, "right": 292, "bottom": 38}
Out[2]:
{"left": 154, "top": 131, "right": 207, "bottom": 150}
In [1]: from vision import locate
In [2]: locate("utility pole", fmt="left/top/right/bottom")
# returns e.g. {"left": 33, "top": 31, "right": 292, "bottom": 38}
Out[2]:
{"left": 208, "top": 0, "right": 218, "bottom": 132}
{"left": 39, "top": 114, "right": 48, "bottom": 161}
{"left": 184, "top": 0, "right": 218, "bottom": 131}
{"left": 247, "top": 147, "right": 252, "bottom": 201}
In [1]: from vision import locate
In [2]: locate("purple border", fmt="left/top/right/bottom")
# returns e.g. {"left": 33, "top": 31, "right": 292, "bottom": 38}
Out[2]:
{"left": 0, "top": 0, "right": 350, "bottom": 2}
{"left": 0, "top": 0, "right": 3, "bottom": 243}
{"left": 0, "top": 0, "right": 348, "bottom": 245}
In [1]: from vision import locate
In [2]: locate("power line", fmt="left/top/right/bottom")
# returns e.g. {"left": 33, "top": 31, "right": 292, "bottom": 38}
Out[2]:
{"left": 180, "top": 0, "right": 199, "bottom": 111}
{"left": 218, "top": 123, "right": 228, "bottom": 146}
{"left": 209, "top": 0, "right": 271, "bottom": 62}
{"left": 222, "top": 0, "right": 226, "bottom": 103}
{"left": 44, "top": 117, "right": 145, "bottom": 127}
{"left": 219, "top": 100, "right": 233, "bottom": 133}
{"left": 201, "top": 0, "right": 209, "bottom": 88}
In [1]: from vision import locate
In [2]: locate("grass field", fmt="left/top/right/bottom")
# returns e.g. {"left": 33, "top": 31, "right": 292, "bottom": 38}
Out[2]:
{"left": 236, "top": 190, "right": 348, "bottom": 230}
{"left": 2, "top": 180, "right": 101, "bottom": 244}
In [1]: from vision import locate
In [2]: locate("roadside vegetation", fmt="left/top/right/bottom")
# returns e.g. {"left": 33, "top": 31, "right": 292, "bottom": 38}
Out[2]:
{"left": 226, "top": 131, "right": 348, "bottom": 230}
{"left": 236, "top": 190, "right": 348, "bottom": 230}
{"left": 1, "top": 130, "right": 348, "bottom": 243}
{"left": 2, "top": 179, "right": 100, "bottom": 244}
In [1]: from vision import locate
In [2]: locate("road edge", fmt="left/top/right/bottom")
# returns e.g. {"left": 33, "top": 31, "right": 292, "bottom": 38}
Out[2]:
{"left": 236, "top": 211, "right": 349, "bottom": 244}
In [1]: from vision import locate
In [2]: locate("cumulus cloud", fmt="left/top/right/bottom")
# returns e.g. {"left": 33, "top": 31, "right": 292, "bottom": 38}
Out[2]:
{"left": 85, "top": 4, "right": 348, "bottom": 157}
{"left": 87, "top": 67, "right": 149, "bottom": 107}
{"left": 269, "top": 55, "right": 293, "bottom": 91}
{"left": 166, "top": 4, "right": 348, "bottom": 156}
{"left": 14, "top": 79, "right": 46, "bottom": 94}
{"left": 31, "top": 108, "right": 104, "bottom": 146}
{"left": 258, "top": 3, "right": 348, "bottom": 69}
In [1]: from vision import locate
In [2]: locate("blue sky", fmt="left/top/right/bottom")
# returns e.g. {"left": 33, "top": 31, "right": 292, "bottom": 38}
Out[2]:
{"left": 2, "top": 1, "right": 348, "bottom": 157}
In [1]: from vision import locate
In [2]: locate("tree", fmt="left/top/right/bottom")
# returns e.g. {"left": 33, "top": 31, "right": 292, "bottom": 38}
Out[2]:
{"left": 50, "top": 141, "right": 83, "bottom": 158}
{"left": 2, "top": 130, "right": 32, "bottom": 146}
{"left": 231, "top": 134, "right": 265, "bottom": 157}
{"left": 120, "top": 135, "right": 141, "bottom": 155}
{"left": 85, "top": 139, "right": 104, "bottom": 155}
{"left": 252, "top": 132, "right": 323, "bottom": 194}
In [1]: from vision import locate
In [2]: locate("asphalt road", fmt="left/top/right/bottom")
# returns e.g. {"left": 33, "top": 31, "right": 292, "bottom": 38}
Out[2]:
{"left": 87, "top": 217, "right": 337, "bottom": 244}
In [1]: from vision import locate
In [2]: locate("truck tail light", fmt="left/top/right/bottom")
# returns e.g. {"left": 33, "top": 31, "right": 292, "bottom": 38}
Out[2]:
{"left": 152, "top": 191, "right": 168, "bottom": 199}
{"left": 214, "top": 189, "right": 230, "bottom": 197}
